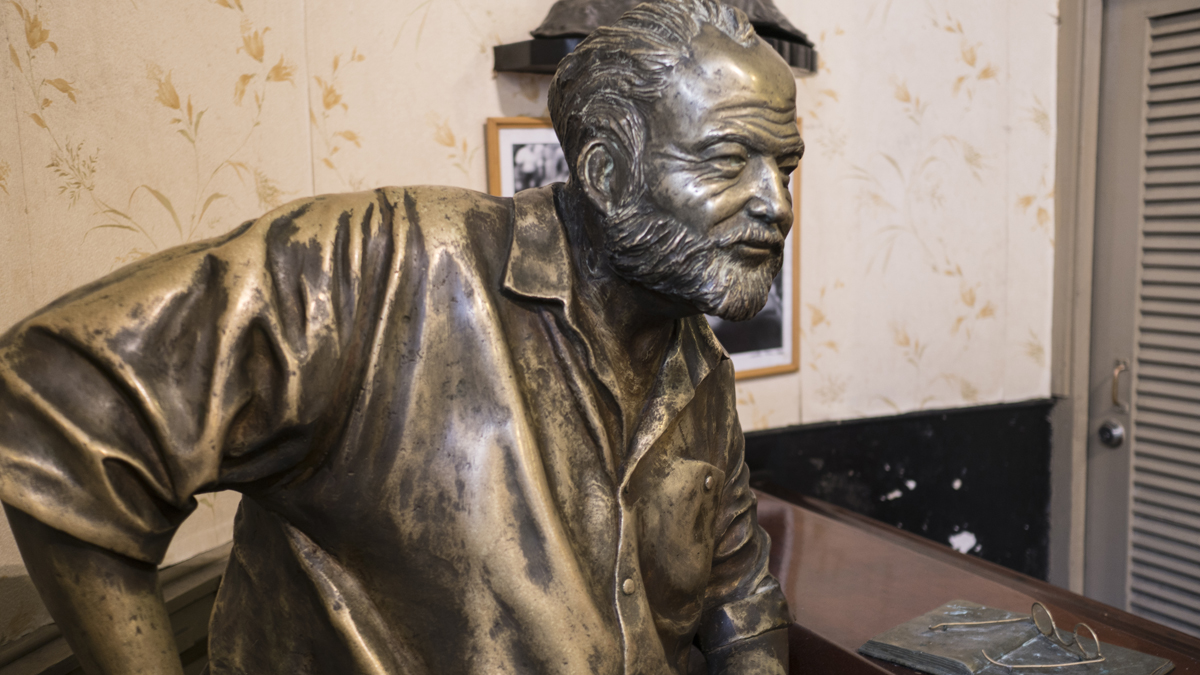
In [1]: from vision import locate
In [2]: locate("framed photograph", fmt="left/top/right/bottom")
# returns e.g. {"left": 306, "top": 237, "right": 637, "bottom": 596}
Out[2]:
{"left": 484, "top": 116, "right": 801, "bottom": 380}
{"left": 486, "top": 117, "right": 570, "bottom": 197}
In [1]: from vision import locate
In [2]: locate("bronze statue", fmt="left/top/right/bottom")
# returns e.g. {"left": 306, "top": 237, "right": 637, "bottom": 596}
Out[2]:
{"left": 0, "top": 0, "right": 802, "bottom": 672}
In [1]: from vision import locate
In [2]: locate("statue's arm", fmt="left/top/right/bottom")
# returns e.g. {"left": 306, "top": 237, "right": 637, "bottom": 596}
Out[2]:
{"left": 697, "top": 422, "right": 790, "bottom": 674}
{"left": 4, "top": 504, "right": 185, "bottom": 675}
{"left": 0, "top": 190, "right": 397, "bottom": 672}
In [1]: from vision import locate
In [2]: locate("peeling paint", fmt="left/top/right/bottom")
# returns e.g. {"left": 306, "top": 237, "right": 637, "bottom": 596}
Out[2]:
{"left": 883, "top": 489, "right": 903, "bottom": 501}
{"left": 904, "top": 480, "right": 917, "bottom": 490}
{"left": 949, "top": 530, "right": 977, "bottom": 554}
{"left": 952, "top": 478, "right": 962, "bottom": 490}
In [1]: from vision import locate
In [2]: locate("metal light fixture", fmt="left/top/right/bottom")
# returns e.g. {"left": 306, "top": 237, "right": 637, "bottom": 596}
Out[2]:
{"left": 494, "top": 0, "right": 817, "bottom": 76}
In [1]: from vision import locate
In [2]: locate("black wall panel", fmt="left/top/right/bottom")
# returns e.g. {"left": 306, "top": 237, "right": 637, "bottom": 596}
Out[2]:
{"left": 744, "top": 399, "right": 1055, "bottom": 579}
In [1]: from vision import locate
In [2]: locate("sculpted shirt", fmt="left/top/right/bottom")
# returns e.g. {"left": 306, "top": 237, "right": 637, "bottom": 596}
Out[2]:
{"left": 0, "top": 184, "right": 788, "bottom": 674}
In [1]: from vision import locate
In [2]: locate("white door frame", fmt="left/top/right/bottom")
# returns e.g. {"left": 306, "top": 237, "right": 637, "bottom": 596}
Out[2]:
{"left": 1049, "top": 0, "right": 1104, "bottom": 594}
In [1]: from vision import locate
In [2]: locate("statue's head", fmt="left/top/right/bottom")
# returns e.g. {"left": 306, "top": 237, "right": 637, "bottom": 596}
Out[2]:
{"left": 549, "top": 0, "right": 802, "bottom": 321}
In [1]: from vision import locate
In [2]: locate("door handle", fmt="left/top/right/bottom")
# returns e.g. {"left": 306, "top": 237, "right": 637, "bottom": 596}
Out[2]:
{"left": 1099, "top": 419, "right": 1125, "bottom": 448}
{"left": 1112, "top": 359, "right": 1129, "bottom": 412}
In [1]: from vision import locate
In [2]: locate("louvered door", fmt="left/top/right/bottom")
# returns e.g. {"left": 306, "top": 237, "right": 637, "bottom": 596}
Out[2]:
{"left": 1087, "top": 0, "right": 1200, "bottom": 638}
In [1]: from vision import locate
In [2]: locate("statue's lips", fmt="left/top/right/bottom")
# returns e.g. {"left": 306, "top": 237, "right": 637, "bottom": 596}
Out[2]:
{"left": 728, "top": 234, "right": 785, "bottom": 258}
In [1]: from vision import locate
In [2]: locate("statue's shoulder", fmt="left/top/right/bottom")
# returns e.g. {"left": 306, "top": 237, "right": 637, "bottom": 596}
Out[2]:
{"left": 216, "top": 186, "right": 513, "bottom": 271}
{"left": 374, "top": 185, "right": 511, "bottom": 235}
{"left": 249, "top": 186, "right": 510, "bottom": 240}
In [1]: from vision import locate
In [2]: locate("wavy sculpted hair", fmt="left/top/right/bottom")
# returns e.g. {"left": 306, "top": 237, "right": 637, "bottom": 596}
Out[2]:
{"left": 547, "top": 0, "right": 757, "bottom": 209}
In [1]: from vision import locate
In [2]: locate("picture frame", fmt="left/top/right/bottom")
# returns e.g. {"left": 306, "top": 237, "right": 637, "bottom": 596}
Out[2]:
{"left": 484, "top": 116, "right": 801, "bottom": 381}
{"left": 486, "top": 117, "right": 568, "bottom": 198}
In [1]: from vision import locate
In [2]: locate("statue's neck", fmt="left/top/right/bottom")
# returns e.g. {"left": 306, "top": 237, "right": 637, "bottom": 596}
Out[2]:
{"left": 556, "top": 185, "right": 682, "bottom": 445}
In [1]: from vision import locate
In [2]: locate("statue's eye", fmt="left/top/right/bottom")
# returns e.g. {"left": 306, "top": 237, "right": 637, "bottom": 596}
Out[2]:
{"left": 777, "top": 157, "right": 799, "bottom": 175}
{"left": 709, "top": 154, "right": 746, "bottom": 174}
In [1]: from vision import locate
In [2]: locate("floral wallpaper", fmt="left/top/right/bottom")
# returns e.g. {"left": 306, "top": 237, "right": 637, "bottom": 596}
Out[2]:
{"left": 746, "top": 0, "right": 1060, "bottom": 428}
{"left": 0, "top": 0, "right": 1056, "bottom": 645}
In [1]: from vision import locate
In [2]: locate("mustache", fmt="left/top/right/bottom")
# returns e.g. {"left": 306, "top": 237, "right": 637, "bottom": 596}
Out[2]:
{"left": 608, "top": 209, "right": 784, "bottom": 263}
{"left": 714, "top": 221, "right": 786, "bottom": 253}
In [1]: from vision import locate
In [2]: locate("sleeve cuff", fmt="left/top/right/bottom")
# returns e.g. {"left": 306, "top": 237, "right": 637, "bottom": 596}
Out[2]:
{"left": 697, "top": 584, "right": 791, "bottom": 652}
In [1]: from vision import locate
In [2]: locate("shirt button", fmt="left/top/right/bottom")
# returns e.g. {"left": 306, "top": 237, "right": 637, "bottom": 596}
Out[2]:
{"left": 704, "top": 475, "right": 714, "bottom": 491}
{"left": 622, "top": 578, "right": 636, "bottom": 595}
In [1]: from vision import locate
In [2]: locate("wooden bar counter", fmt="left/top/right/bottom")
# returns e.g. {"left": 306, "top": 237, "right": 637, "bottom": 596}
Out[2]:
{"left": 753, "top": 485, "right": 1200, "bottom": 673}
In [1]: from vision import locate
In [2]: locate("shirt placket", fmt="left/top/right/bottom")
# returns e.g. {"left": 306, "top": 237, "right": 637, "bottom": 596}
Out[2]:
{"left": 613, "top": 473, "right": 659, "bottom": 674}
{"left": 542, "top": 307, "right": 663, "bottom": 671}
{"left": 610, "top": 332, "right": 712, "bottom": 673}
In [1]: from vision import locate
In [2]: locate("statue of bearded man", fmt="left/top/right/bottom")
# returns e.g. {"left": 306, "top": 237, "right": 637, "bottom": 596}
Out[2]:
{"left": 0, "top": 0, "right": 802, "bottom": 673}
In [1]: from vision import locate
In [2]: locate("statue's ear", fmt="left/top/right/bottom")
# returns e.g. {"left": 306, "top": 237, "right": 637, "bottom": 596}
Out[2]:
{"left": 576, "top": 140, "right": 627, "bottom": 217}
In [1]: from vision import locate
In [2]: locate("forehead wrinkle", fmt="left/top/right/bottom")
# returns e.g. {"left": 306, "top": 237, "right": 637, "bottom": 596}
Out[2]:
{"left": 707, "top": 99, "right": 796, "bottom": 115}
{"left": 698, "top": 115, "right": 801, "bottom": 152}
{"left": 709, "top": 109, "right": 798, "bottom": 127}
{"left": 702, "top": 106, "right": 798, "bottom": 134}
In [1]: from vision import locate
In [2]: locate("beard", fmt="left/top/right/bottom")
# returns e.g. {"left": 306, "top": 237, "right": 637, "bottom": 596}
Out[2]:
{"left": 603, "top": 198, "right": 784, "bottom": 321}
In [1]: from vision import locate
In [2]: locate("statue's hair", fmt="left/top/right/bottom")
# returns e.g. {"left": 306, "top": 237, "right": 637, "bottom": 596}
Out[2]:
{"left": 547, "top": 0, "right": 756, "bottom": 203}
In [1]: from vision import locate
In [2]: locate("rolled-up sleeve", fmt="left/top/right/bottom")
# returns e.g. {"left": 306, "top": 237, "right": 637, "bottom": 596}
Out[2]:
{"left": 0, "top": 189, "right": 398, "bottom": 563}
{"left": 696, "top": 416, "right": 790, "bottom": 663}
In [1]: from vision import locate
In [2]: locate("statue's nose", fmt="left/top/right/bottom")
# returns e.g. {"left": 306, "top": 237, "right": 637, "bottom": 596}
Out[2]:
{"left": 746, "top": 160, "right": 792, "bottom": 228}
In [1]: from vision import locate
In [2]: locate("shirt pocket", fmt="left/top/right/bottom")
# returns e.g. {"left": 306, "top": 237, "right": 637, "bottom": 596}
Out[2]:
{"left": 635, "top": 457, "right": 725, "bottom": 602}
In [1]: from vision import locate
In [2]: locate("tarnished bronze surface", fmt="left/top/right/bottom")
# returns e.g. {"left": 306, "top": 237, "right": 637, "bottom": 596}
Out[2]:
{"left": 0, "top": 1, "right": 801, "bottom": 672}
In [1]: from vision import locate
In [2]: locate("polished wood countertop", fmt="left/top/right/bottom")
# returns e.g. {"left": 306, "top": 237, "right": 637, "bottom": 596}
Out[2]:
{"left": 753, "top": 485, "right": 1200, "bottom": 674}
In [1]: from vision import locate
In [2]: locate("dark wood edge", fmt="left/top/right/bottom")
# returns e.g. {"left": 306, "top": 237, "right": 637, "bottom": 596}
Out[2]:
{"left": 752, "top": 480, "right": 1200, "bottom": 659}
{"left": 788, "top": 623, "right": 896, "bottom": 674}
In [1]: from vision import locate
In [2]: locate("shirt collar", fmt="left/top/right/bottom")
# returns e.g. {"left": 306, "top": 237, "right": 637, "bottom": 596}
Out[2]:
{"left": 502, "top": 185, "right": 574, "bottom": 307}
